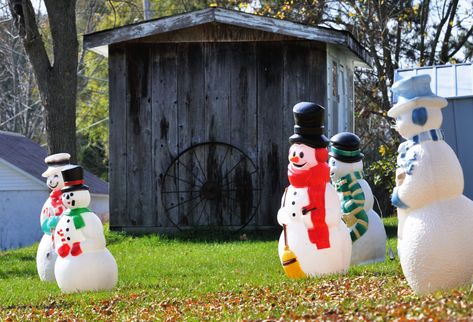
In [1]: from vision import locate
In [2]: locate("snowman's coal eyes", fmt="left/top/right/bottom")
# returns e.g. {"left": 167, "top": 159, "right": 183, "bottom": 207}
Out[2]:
{"left": 70, "top": 193, "right": 74, "bottom": 197}
{"left": 54, "top": 175, "right": 58, "bottom": 178}
{"left": 299, "top": 152, "right": 304, "bottom": 158}
{"left": 292, "top": 151, "right": 296, "bottom": 157}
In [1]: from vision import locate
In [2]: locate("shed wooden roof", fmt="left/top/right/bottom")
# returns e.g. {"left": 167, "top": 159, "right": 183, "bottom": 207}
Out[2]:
{"left": 83, "top": 7, "right": 371, "bottom": 66}
{"left": 0, "top": 131, "right": 108, "bottom": 194}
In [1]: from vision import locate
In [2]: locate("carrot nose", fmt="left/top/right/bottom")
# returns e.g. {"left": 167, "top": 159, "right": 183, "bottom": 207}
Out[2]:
{"left": 290, "top": 156, "right": 299, "bottom": 163}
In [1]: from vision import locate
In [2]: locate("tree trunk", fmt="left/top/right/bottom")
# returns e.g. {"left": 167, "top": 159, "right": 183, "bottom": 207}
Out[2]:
{"left": 9, "top": 0, "right": 78, "bottom": 162}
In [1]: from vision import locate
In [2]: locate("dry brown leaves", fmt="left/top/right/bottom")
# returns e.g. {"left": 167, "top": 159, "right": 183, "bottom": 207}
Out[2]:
{"left": 2, "top": 275, "right": 473, "bottom": 321}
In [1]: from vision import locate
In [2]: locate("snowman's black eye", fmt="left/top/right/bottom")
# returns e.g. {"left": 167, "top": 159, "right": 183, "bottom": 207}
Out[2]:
{"left": 70, "top": 193, "right": 74, "bottom": 197}
{"left": 292, "top": 151, "right": 296, "bottom": 157}
{"left": 299, "top": 152, "right": 304, "bottom": 158}
{"left": 54, "top": 175, "right": 58, "bottom": 178}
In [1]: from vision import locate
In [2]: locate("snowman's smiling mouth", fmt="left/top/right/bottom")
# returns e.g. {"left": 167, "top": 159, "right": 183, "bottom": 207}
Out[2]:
{"left": 293, "top": 163, "right": 306, "bottom": 168}
{"left": 49, "top": 182, "right": 58, "bottom": 189}
{"left": 71, "top": 200, "right": 76, "bottom": 207}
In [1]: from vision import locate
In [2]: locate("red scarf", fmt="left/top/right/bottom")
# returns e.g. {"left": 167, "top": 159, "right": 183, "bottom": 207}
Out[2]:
{"left": 50, "top": 189, "right": 65, "bottom": 216}
{"left": 288, "top": 163, "right": 331, "bottom": 249}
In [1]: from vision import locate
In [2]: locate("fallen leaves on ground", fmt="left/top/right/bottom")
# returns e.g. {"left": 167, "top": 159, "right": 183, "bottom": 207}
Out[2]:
{"left": 2, "top": 275, "right": 473, "bottom": 321}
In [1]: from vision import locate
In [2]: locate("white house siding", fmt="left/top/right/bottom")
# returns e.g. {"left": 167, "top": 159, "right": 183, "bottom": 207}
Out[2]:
{"left": 0, "top": 159, "right": 110, "bottom": 250}
{"left": 0, "top": 190, "right": 48, "bottom": 250}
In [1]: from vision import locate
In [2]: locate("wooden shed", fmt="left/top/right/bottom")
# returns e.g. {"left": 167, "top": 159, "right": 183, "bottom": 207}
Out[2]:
{"left": 84, "top": 8, "right": 371, "bottom": 232}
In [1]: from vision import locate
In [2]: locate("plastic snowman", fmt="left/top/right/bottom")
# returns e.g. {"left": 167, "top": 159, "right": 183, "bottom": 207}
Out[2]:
{"left": 54, "top": 165, "right": 118, "bottom": 293}
{"left": 389, "top": 74, "right": 473, "bottom": 294}
{"left": 329, "top": 132, "right": 387, "bottom": 265}
{"left": 277, "top": 102, "right": 351, "bottom": 277}
{"left": 36, "top": 153, "right": 70, "bottom": 282}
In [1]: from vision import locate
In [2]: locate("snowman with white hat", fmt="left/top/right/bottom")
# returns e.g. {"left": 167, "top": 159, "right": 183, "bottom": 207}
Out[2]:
{"left": 389, "top": 74, "right": 473, "bottom": 294}
{"left": 36, "top": 153, "right": 70, "bottom": 282}
{"left": 329, "top": 132, "right": 387, "bottom": 265}
{"left": 277, "top": 102, "right": 351, "bottom": 277}
{"left": 54, "top": 165, "right": 118, "bottom": 293}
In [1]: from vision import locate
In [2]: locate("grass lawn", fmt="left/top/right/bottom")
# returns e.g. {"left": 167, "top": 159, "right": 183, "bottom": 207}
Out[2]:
{"left": 1, "top": 217, "right": 472, "bottom": 320}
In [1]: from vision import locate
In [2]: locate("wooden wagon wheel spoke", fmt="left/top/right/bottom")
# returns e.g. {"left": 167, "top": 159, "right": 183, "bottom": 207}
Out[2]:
{"left": 165, "top": 194, "right": 201, "bottom": 211}
{"left": 161, "top": 142, "right": 261, "bottom": 231}
{"left": 191, "top": 149, "right": 207, "bottom": 182}
{"left": 195, "top": 199, "right": 208, "bottom": 224}
{"left": 176, "top": 159, "right": 205, "bottom": 185}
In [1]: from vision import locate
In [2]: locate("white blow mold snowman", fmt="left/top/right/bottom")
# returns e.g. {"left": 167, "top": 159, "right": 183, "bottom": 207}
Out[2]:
{"left": 36, "top": 153, "right": 70, "bottom": 282}
{"left": 389, "top": 74, "right": 473, "bottom": 294}
{"left": 277, "top": 102, "right": 351, "bottom": 277}
{"left": 54, "top": 165, "right": 118, "bottom": 293}
{"left": 329, "top": 132, "right": 387, "bottom": 265}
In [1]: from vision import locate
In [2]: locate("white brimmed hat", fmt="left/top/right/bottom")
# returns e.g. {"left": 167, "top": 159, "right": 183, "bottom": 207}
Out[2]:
{"left": 42, "top": 153, "right": 71, "bottom": 177}
{"left": 388, "top": 74, "right": 447, "bottom": 118}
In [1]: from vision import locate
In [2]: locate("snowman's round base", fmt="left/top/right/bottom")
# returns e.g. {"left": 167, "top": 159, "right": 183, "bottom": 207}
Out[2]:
{"left": 36, "top": 234, "right": 57, "bottom": 282}
{"left": 278, "top": 222, "right": 351, "bottom": 276}
{"left": 399, "top": 195, "right": 473, "bottom": 294}
{"left": 55, "top": 249, "right": 118, "bottom": 293}
{"left": 350, "top": 209, "right": 387, "bottom": 266}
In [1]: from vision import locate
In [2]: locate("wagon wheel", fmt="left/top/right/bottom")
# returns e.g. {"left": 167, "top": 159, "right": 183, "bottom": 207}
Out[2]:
{"left": 161, "top": 142, "right": 261, "bottom": 231}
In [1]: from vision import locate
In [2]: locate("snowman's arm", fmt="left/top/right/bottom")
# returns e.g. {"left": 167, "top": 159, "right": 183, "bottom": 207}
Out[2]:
{"left": 392, "top": 153, "right": 424, "bottom": 209}
{"left": 277, "top": 188, "right": 289, "bottom": 226}
{"left": 79, "top": 213, "right": 106, "bottom": 252}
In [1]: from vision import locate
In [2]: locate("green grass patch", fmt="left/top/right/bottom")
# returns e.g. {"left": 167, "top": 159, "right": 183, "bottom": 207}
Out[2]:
{"left": 1, "top": 218, "right": 472, "bottom": 320}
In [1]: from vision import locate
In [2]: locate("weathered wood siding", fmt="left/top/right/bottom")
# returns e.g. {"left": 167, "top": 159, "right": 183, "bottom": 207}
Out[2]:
{"left": 109, "top": 40, "right": 327, "bottom": 231}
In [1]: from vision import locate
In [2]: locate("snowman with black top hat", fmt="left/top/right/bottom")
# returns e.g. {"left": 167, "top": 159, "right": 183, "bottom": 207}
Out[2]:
{"left": 277, "top": 102, "right": 351, "bottom": 277}
{"left": 329, "top": 132, "right": 387, "bottom": 265}
{"left": 54, "top": 165, "right": 118, "bottom": 293}
{"left": 36, "top": 153, "right": 70, "bottom": 282}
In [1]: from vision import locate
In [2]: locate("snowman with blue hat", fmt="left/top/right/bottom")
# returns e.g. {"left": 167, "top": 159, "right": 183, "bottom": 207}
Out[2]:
{"left": 329, "top": 132, "right": 387, "bottom": 265}
{"left": 389, "top": 74, "right": 473, "bottom": 294}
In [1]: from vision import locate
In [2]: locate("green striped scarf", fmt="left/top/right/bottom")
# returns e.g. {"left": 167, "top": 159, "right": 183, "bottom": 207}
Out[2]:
{"left": 334, "top": 171, "right": 369, "bottom": 242}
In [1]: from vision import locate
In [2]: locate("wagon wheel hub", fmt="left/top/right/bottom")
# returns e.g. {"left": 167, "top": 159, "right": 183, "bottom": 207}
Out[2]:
{"left": 201, "top": 181, "right": 221, "bottom": 200}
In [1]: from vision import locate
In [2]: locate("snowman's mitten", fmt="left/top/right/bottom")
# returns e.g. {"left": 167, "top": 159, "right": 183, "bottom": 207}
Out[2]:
{"left": 71, "top": 242, "right": 83, "bottom": 256}
{"left": 41, "top": 219, "right": 51, "bottom": 235}
{"left": 48, "top": 216, "right": 60, "bottom": 231}
{"left": 57, "top": 244, "right": 71, "bottom": 258}
{"left": 391, "top": 187, "right": 409, "bottom": 209}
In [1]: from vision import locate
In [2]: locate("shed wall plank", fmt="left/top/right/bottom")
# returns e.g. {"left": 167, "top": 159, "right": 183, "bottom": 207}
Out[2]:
{"left": 126, "top": 45, "right": 154, "bottom": 227}
{"left": 108, "top": 45, "right": 128, "bottom": 229}
{"left": 152, "top": 43, "right": 178, "bottom": 227}
{"left": 256, "top": 42, "right": 285, "bottom": 226}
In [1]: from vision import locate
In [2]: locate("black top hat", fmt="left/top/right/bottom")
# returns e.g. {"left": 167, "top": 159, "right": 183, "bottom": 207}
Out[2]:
{"left": 61, "top": 166, "right": 89, "bottom": 193}
{"left": 329, "top": 132, "right": 364, "bottom": 163}
{"left": 289, "top": 102, "right": 329, "bottom": 148}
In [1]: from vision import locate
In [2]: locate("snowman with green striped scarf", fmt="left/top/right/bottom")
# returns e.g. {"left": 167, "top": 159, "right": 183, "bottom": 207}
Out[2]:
{"left": 329, "top": 132, "right": 387, "bottom": 265}
{"left": 54, "top": 165, "right": 118, "bottom": 293}
{"left": 389, "top": 74, "right": 473, "bottom": 294}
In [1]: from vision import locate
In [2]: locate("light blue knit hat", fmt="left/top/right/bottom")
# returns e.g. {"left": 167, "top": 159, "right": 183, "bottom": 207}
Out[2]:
{"left": 388, "top": 74, "right": 447, "bottom": 118}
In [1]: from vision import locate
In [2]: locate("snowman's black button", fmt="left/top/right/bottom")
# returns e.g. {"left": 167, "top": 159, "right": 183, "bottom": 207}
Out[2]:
{"left": 292, "top": 201, "right": 295, "bottom": 205}
{"left": 292, "top": 213, "right": 296, "bottom": 217}
{"left": 293, "top": 192, "right": 297, "bottom": 195}
{"left": 66, "top": 228, "right": 69, "bottom": 232}
{"left": 67, "top": 237, "right": 70, "bottom": 241}
{"left": 67, "top": 219, "right": 70, "bottom": 223}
